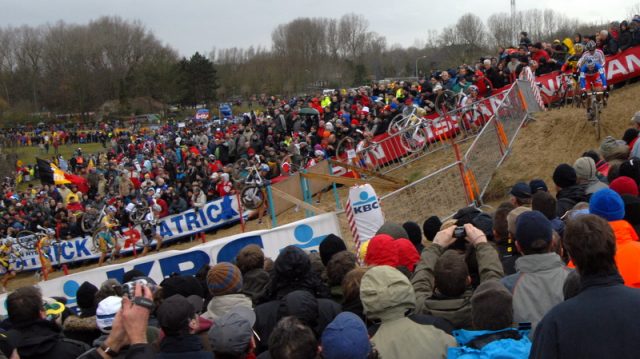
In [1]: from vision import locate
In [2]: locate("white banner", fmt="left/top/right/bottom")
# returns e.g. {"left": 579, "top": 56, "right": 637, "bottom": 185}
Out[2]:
{"left": 15, "top": 195, "right": 245, "bottom": 271}
{"left": 347, "top": 184, "right": 384, "bottom": 244}
{"left": 0, "top": 213, "right": 341, "bottom": 315}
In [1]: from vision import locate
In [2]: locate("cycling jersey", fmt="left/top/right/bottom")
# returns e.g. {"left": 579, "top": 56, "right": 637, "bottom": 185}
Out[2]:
{"left": 579, "top": 63, "right": 607, "bottom": 90}
{"left": 0, "top": 245, "right": 11, "bottom": 269}
{"left": 577, "top": 50, "right": 606, "bottom": 68}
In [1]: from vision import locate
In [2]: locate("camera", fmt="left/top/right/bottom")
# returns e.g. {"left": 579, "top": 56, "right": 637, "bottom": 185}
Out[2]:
{"left": 123, "top": 278, "right": 156, "bottom": 298}
{"left": 453, "top": 226, "right": 466, "bottom": 240}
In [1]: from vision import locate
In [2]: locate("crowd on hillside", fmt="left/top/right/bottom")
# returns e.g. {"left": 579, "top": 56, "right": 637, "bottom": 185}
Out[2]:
{"left": 3, "top": 105, "right": 640, "bottom": 358}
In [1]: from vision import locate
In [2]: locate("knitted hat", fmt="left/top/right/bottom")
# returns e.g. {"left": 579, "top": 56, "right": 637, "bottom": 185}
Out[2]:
{"left": 375, "top": 222, "right": 409, "bottom": 240}
{"left": 510, "top": 182, "right": 531, "bottom": 199}
{"left": 319, "top": 234, "right": 347, "bottom": 266}
{"left": 96, "top": 296, "right": 122, "bottom": 333}
{"left": 422, "top": 216, "right": 442, "bottom": 241}
{"left": 507, "top": 206, "right": 531, "bottom": 234}
{"left": 76, "top": 281, "right": 98, "bottom": 312}
{"left": 395, "top": 239, "right": 420, "bottom": 272}
{"left": 610, "top": 176, "right": 639, "bottom": 196}
{"left": 207, "top": 262, "right": 243, "bottom": 296}
{"left": 574, "top": 157, "right": 597, "bottom": 181}
{"left": 471, "top": 280, "right": 513, "bottom": 331}
{"left": 529, "top": 179, "right": 548, "bottom": 194}
{"left": 600, "top": 136, "right": 629, "bottom": 161}
{"left": 321, "top": 312, "right": 371, "bottom": 359}
{"left": 402, "top": 222, "right": 423, "bottom": 248}
{"left": 553, "top": 164, "right": 577, "bottom": 188}
{"left": 589, "top": 188, "right": 625, "bottom": 221}
{"left": 453, "top": 206, "right": 482, "bottom": 225}
{"left": 515, "top": 210, "right": 552, "bottom": 249}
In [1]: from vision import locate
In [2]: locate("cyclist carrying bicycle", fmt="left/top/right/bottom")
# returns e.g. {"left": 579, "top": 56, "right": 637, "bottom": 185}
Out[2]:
{"left": 0, "top": 240, "right": 17, "bottom": 292}
{"left": 140, "top": 204, "right": 163, "bottom": 256}
{"left": 580, "top": 57, "right": 608, "bottom": 120}
{"left": 96, "top": 205, "right": 122, "bottom": 266}
{"left": 460, "top": 85, "right": 483, "bottom": 133}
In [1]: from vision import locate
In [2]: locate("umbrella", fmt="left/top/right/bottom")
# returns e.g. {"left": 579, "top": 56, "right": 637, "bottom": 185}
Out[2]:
{"left": 299, "top": 108, "right": 319, "bottom": 116}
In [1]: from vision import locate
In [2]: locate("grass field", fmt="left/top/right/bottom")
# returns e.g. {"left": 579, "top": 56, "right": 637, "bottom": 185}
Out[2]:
{"left": 8, "top": 142, "right": 106, "bottom": 167}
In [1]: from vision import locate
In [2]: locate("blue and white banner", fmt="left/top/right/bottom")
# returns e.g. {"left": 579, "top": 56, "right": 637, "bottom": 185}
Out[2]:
{"left": 0, "top": 213, "right": 341, "bottom": 315}
{"left": 15, "top": 195, "right": 244, "bottom": 271}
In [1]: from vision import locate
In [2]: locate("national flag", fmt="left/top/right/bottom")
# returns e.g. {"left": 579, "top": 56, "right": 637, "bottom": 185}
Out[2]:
{"left": 37, "top": 158, "right": 89, "bottom": 193}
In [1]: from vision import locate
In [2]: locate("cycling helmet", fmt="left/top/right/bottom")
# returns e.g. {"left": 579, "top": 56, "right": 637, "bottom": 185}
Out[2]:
{"left": 574, "top": 43, "right": 584, "bottom": 54}
{"left": 260, "top": 164, "right": 270, "bottom": 172}
{"left": 586, "top": 40, "right": 596, "bottom": 51}
{"left": 152, "top": 204, "right": 162, "bottom": 212}
{"left": 468, "top": 85, "right": 479, "bottom": 93}
{"left": 107, "top": 205, "right": 117, "bottom": 213}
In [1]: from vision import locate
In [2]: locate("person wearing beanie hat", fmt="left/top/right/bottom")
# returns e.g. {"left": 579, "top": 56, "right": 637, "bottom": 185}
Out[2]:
{"left": 448, "top": 280, "right": 531, "bottom": 358}
{"left": 361, "top": 266, "right": 456, "bottom": 359}
{"left": 160, "top": 275, "right": 205, "bottom": 313}
{"left": 321, "top": 312, "right": 373, "bottom": 359}
{"left": 589, "top": 188, "right": 640, "bottom": 288}
{"left": 412, "top": 223, "right": 504, "bottom": 329}
{"left": 235, "top": 245, "right": 269, "bottom": 305}
{"left": 601, "top": 135, "right": 629, "bottom": 161}
{"left": 202, "top": 263, "right": 252, "bottom": 321}
{"left": 553, "top": 163, "right": 588, "bottom": 218}
{"left": 529, "top": 179, "right": 548, "bottom": 194}
{"left": 423, "top": 216, "right": 442, "bottom": 242}
{"left": 62, "top": 282, "right": 102, "bottom": 346}
{"left": 402, "top": 221, "right": 424, "bottom": 252}
{"left": 609, "top": 176, "right": 639, "bottom": 196}
{"left": 502, "top": 210, "right": 571, "bottom": 337}
{"left": 319, "top": 234, "right": 347, "bottom": 266}
{"left": 375, "top": 222, "right": 409, "bottom": 240}
{"left": 574, "top": 157, "right": 608, "bottom": 195}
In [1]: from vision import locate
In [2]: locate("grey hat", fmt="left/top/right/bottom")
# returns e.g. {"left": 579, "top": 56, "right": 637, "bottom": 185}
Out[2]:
{"left": 631, "top": 111, "right": 640, "bottom": 125}
{"left": 208, "top": 306, "right": 256, "bottom": 356}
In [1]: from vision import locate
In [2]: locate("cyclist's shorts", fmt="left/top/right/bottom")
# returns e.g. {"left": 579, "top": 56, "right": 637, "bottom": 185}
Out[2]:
{"left": 142, "top": 225, "right": 156, "bottom": 247}
{"left": 0, "top": 258, "right": 11, "bottom": 274}
{"left": 98, "top": 231, "right": 114, "bottom": 252}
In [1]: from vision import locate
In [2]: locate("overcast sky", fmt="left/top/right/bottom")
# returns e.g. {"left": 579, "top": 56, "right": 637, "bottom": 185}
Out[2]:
{"left": 2, "top": 0, "right": 636, "bottom": 56}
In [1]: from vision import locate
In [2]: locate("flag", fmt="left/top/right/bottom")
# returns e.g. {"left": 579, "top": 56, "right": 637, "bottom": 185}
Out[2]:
{"left": 37, "top": 158, "right": 89, "bottom": 193}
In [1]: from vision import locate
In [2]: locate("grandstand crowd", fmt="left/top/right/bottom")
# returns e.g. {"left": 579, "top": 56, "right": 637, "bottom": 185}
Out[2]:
{"left": 1, "top": 14, "right": 640, "bottom": 359}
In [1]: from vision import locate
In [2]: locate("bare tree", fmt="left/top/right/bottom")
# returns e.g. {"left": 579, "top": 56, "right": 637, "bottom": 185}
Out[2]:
{"left": 487, "top": 13, "right": 513, "bottom": 48}
{"left": 338, "top": 13, "right": 370, "bottom": 60}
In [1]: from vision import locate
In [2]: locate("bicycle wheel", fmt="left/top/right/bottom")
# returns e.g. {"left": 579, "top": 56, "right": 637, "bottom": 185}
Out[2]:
{"left": 129, "top": 206, "right": 147, "bottom": 225}
{"left": 335, "top": 136, "right": 357, "bottom": 160}
{"left": 399, "top": 127, "right": 428, "bottom": 153}
{"left": 592, "top": 100, "right": 601, "bottom": 140}
{"left": 387, "top": 114, "right": 406, "bottom": 135}
{"left": 240, "top": 186, "right": 265, "bottom": 210}
{"left": 80, "top": 212, "right": 98, "bottom": 233}
{"left": 15, "top": 231, "right": 37, "bottom": 251}
{"left": 92, "top": 227, "right": 114, "bottom": 254}
{"left": 232, "top": 158, "right": 250, "bottom": 182}
{"left": 435, "top": 90, "right": 458, "bottom": 116}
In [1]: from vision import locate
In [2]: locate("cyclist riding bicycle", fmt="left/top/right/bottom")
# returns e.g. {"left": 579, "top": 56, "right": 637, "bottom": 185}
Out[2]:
{"left": 577, "top": 40, "right": 606, "bottom": 68}
{"left": 0, "top": 240, "right": 16, "bottom": 292}
{"left": 96, "top": 205, "right": 122, "bottom": 266}
{"left": 580, "top": 57, "right": 608, "bottom": 120}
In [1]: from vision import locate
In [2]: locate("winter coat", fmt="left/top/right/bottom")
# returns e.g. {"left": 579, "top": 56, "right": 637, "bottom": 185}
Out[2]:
{"left": 411, "top": 243, "right": 504, "bottom": 329}
{"left": 201, "top": 293, "right": 253, "bottom": 321}
{"left": 619, "top": 29, "right": 633, "bottom": 51}
{"left": 448, "top": 328, "right": 531, "bottom": 358}
{"left": 361, "top": 266, "right": 456, "bottom": 359}
{"left": 156, "top": 334, "right": 213, "bottom": 359}
{"left": 254, "top": 290, "right": 340, "bottom": 355}
{"left": 501, "top": 253, "right": 572, "bottom": 335}
{"left": 264, "top": 245, "right": 330, "bottom": 301}
{"left": 62, "top": 315, "right": 102, "bottom": 347}
{"left": 530, "top": 273, "right": 640, "bottom": 359}
{"left": 8, "top": 319, "right": 89, "bottom": 359}
{"left": 609, "top": 220, "right": 640, "bottom": 287}
{"left": 555, "top": 184, "right": 588, "bottom": 217}
{"left": 242, "top": 268, "right": 270, "bottom": 304}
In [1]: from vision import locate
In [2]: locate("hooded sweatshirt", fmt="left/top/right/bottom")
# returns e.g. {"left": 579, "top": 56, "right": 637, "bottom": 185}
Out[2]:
{"left": 574, "top": 157, "right": 608, "bottom": 195}
{"left": 361, "top": 266, "right": 456, "bottom": 359}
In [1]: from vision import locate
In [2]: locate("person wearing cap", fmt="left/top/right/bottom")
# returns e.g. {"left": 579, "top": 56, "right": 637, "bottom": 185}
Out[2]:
{"left": 530, "top": 214, "right": 640, "bottom": 359}
{"left": 448, "top": 280, "right": 531, "bottom": 358}
{"left": 509, "top": 182, "right": 532, "bottom": 207}
{"left": 552, "top": 163, "right": 588, "bottom": 218}
{"left": 156, "top": 294, "right": 213, "bottom": 358}
{"left": 501, "top": 211, "right": 572, "bottom": 336}
{"left": 208, "top": 306, "right": 257, "bottom": 359}
{"left": 6, "top": 286, "right": 89, "bottom": 358}
{"left": 588, "top": 188, "right": 640, "bottom": 287}
{"left": 574, "top": 157, "right": 608, "bottom": 195}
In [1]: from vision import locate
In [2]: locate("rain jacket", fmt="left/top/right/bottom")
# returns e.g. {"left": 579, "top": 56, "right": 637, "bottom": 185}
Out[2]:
{"left": 448, "top": 328, "right": 531, "bottom": 358}
{"left": 411, "top": 243, "right": 504, "bottom": 329}
{"left": 361, "top": 266, "right": 456, "bottom": 359}
{"left": 609, "top": 220, "right": 640, "bottom": 288}
{"left": 501, "top": 253, "right": 572, "bottom": 336}
{"left": 9, "top": 319, "right": 89, "bottom": 359}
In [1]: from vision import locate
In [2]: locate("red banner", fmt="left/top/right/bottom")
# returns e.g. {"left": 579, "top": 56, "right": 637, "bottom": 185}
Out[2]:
{"left": 538, "top": 45, "right": 640, "bottom": 103}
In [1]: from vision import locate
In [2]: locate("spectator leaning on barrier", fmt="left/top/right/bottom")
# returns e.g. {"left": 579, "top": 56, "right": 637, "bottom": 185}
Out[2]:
{"left": 530, "top": 214, "right": 640, "bottom": 359}
{"left": 501, "top": 211, "right": 572, "bottom": 336}
{"left": 411, "top": 223, "right": 504, "bottom": 329}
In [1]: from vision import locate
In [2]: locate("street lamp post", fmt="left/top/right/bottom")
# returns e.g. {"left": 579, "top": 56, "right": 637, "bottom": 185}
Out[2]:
{"left": 415, "top": 55, "right": 428, "bottom": 79}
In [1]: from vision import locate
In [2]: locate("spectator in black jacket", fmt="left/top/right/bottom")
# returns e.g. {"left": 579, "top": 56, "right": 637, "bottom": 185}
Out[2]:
{"left": 619, "top": 21, "right": 633, "bottom": 51}
{"left": 530, "top": 214, "right": 640, "bottom": 359}
{"left": 600, "top": 30, "right": 619, "bottom": 55}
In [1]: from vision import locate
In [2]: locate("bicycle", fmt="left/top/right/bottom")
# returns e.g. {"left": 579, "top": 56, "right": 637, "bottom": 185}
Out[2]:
{"left": 0, "top": 239, "right": 24, "bottom": 274}
{"left": 583, "top": 83, "right": 607, "bottom": 140}
{"left": 434, "top": 90, "right": 465, "bottom": 116}
{"left": 239, "top": 164, "right": 267, "bottom": 210}
{"left": 127, "top": 200, "right": 150, "bottom": 225}
{"left": 15, "top": 225, "right": 58, "bottom": 251}
{"left": 80, "top": 204, "right": 107, "bottom": 233}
